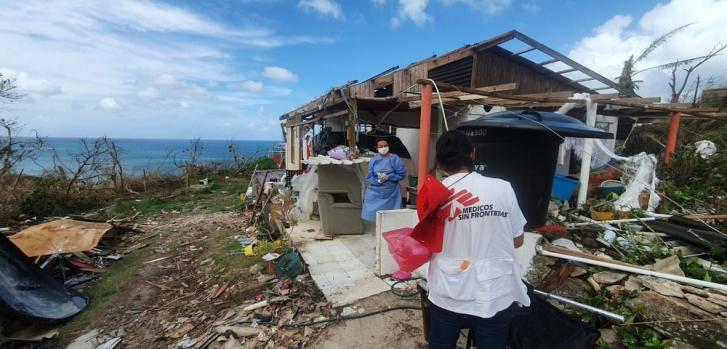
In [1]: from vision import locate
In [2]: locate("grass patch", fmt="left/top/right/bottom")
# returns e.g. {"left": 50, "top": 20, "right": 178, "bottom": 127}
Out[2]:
{"left": 59, "top": 249, "right": 145, "bottom": 342}
{"left": 202, "top": 229, "right": 290, "bottom": 283}
{"left": 109, "top": 180, "right": 247, "bottom": 218}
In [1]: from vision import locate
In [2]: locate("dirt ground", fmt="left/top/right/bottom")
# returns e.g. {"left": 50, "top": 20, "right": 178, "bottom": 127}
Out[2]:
{"left": 308, "top": 292, "right": 426, "bottom": 349}
{"left": 56, "top": 205, "right": 431, "bottom": 349}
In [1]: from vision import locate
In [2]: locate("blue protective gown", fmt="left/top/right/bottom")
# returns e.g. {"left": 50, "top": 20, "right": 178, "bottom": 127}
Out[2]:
{"left": 361, "top": 154, "right": 407, "bottom": 221}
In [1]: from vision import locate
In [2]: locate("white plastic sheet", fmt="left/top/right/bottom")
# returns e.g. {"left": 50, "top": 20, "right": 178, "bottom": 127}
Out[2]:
{"left": 290, "top": 166, "right": 318, "bottom": 222}
{"left": 593, "top": 140, "right": 661, "bottom": 212}
{"left": 694, "top": 140, "right": 717, "bottom": 159}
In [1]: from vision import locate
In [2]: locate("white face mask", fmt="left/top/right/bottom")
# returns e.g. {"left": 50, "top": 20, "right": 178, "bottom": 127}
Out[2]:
{"left": 378, "top": 146, "right": 389, "bottom": 155}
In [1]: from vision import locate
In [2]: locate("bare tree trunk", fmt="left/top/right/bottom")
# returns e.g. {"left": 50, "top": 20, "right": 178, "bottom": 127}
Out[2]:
{"left": 692, "top": 75, "right": 700, "bottom": 106}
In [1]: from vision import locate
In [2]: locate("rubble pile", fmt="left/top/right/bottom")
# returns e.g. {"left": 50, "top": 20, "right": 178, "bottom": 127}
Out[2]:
{"left": 528, "top": 211, "right": 727, "bottom": 348}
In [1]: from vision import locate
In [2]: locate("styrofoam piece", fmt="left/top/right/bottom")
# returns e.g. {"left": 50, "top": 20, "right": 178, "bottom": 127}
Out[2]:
{"left": 375, "top": 209, "right": 419, "bottom": 277}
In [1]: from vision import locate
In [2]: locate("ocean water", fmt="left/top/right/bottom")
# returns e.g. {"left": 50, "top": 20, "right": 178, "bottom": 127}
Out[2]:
{"left": 16, "top": 138, "right": 280, "bottom": 176}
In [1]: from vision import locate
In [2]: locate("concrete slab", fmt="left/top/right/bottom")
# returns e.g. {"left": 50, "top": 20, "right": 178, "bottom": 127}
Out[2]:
{"left": 289, "top": 220, "right": 390, "bottom": 306}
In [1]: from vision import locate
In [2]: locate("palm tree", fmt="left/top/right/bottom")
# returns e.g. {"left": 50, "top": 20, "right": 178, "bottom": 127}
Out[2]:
{"left": 617, "top": 23, "right": 694, "bottom": 95}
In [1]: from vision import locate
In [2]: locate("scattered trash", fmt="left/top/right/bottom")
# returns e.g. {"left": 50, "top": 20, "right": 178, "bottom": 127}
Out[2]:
{"left": 8, "top": 219, "right": 112, "bottom": 257}
{"left": 166, "top": 322, "right": 195, "bottom": 339}
{"left": 694, "top": 140, "right": 717, "bottom": 158}
{"left": 262, "top": 252, "right": 281, "bottom": 262}
{"left": 0, "top": 234, "right": 88, "bottom": 320}
{"left": 243, "top": 300, "right": 268, "bottom": 312}
{"left": 96, "top": 337, "right": 122, "bottom": 349}
{"left": 177, "top": 335, "right": 197, "bottom": 348}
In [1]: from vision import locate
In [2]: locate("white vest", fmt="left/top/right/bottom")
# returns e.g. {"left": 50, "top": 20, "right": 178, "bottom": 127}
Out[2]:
{"left": 427, "top": 172, "right": 531, "bottom": 318}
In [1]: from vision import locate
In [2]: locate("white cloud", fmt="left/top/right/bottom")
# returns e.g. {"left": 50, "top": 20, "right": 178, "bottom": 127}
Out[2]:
{"left": 392, "top": 0, "right": 431, "bottom": 27}
{"left": 138, "top": 87, "right": 160, "bottom": 99}
{"left": 521, "top": 1, "right": 540, "bottom": 12}
{"left": 99, "top": 97, "right": 121, "bottom": 109}
{"left": 135, "top": 74, "right": 209, "bottom": 107}
{"left": 241, "top": 80, "right": 264, "bottom": 92}
{"left": 269, "top": 87, "right": 293, "bottom": 96}
{"left": 568, "top": 0, "right": 727, "bottom": 100}
{"left": 0, "top": 68, "right": 62, "bottom": 96}
{"left": 262, "top": 66, "right": 298, "bottom": 82}
{"left": 298, "top": 0, "right": 344, "bottom": 19}
{"left": 440, "top": 0, "right": 512, "bottom": 15}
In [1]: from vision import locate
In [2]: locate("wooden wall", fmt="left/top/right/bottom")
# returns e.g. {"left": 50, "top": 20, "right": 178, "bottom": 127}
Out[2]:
{"left": 472, "top": 50, "right": 574, "bottom": 94}
{"left": 392, "top": 64, "right": 427, "bottom": 96}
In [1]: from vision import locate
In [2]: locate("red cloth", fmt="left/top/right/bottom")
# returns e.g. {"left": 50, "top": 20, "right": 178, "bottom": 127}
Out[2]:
{"left": 410, "top": 175, "right": 451, "bottom": 253}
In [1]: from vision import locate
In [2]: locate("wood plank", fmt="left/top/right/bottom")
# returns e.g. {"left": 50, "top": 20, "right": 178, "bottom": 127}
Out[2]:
{"left": 400, "top": 83, "right": 518, "bottom": 101}
{"left": 473, "top": 82, "right": 518, "bottom": 93}
{"left": 426, "top": 48, "right": 474, "bottom": 70}
{"left": 373, "top": 74, "right": 394, "bottom": 88}
{"left": 549, "top": 68, "right": 577, "bottom": 75}
{"left": 512, "top": 31, "right": 634, "bottom": 96}
{"left": 590, "top": 93, "right": 621, "bottom": 101}
{"left": 613, "top": 97, "right": 661, "bottom": 104}
{"left": 537, "top": 58, "right": 559, "bottom": 66}
{"left": 510, "top": 47, "right": 536, "bottom": 56}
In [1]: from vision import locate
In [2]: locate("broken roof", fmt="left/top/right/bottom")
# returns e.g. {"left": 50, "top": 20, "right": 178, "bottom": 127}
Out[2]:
{"left": 279, "top": 30, "right": 631, "bottom": 125}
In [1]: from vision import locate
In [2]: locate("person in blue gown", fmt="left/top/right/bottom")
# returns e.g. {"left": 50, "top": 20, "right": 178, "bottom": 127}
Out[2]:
{"left": 361, "top": 138, "right": 407, "bottom": 222}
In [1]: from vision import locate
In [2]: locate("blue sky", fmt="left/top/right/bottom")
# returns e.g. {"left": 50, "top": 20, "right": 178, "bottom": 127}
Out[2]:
{"left": 1, "top": 0, "right": 725, "bottom": 140}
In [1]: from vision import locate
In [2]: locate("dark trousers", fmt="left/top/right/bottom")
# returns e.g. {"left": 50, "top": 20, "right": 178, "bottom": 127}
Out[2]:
{"left": 427, "top": 301, "right": 518, "bottom": 349}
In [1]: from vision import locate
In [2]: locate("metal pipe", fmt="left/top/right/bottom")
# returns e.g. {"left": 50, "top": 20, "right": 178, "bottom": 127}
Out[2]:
{"left": 576, "top": 96, "right": 597, "bottom": 207}
{"left": 417, "top": 83, "right": 433, "bottom": 191}
{"left": 664, "top": 111, "right": 682, "bottom": 165}
{"left": 538, "top": 245, "right": 727, "bottom": 292}
{"left": 533, "top": 289, "right": 625, "bottom": 323}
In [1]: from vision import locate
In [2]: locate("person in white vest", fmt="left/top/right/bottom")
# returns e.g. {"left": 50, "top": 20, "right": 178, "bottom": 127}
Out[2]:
{"left": 426, "top": 130, "right": 530, "bottom": 349}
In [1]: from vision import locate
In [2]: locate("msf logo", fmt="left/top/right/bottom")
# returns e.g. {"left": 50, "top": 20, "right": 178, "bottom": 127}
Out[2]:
{"left": 440, "top": 188, "right": 480, "bottom": 222}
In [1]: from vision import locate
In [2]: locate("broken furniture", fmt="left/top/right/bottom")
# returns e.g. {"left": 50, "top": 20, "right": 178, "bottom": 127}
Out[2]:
{"left": 0, "top": 234, "right": 87, "bottom": 320}
{"left": 317, "top": 163, "right": 366, "bottom": 235}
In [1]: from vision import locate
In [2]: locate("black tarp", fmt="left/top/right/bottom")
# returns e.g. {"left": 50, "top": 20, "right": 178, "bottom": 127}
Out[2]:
{"left": 507, "top": 286, "right": 600, "bottom": 349}
{"left": 0, "top": 234, "right": 87, "bottom": 321}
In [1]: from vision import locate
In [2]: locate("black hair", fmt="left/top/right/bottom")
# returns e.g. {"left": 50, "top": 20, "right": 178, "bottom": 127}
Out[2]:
{"left": 435, "top": 130, "right": 474, "bottom": 172}
{"left": 375, "top": 137, "right": 389, "bottom": 147}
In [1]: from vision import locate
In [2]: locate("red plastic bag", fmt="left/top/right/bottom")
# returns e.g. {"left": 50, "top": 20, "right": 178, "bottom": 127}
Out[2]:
{"left": 383, "top": 227, "right": 432, "bottom": 280}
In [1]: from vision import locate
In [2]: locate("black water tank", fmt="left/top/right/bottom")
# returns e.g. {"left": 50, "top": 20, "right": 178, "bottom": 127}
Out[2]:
{"left": 458, "top": 110, "right": 613, "bottom": 228}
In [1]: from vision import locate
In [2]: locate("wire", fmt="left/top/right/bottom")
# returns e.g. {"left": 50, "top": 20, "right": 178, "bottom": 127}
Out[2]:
{"left": 281, "top": 306, "right": 422, "bottom": 328}
{"left": 390, "top": 277, "right": 422, "bottom": 298}
{"left": 426, "top": 79, "right": 449, "bottom": 131}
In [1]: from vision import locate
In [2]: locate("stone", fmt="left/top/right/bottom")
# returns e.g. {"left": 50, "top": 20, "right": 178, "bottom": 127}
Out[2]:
{"left": 66, "top": 329, "right": 100, "bottom": 349}
{"left": 215, "top": 326, "right": 261, "bottom": 338}
{"left": 592, "top": 271, "right": 627, "bottom": 285}
{"left": 705, "top": 292, "right": 727, "bottom": 308}
{"left": 684, "top": 293, "right": 726, "bottom": 314}
{"left": 637, "top": 276, "right": 685, "bottom": 298}
{"left": 653, "top": 255, "right": 686, "bottom": 277}
{"left": 606, "top": 285, "right": 626, "bottom": 298}
{"left": 599, "top": 328, "right": 623, "bottom": 349}
{"left": 681, "top": 285, "right": 709, "bottom": 297}
{"left": 627, "top": 291, "right": 727, "bottom": 348}
{"left": 569, "top": 267, "right": 587, "bottom": 278}
{"left": 624, "top": 276, "right": 641, "bottom": 293}
{"left": 248, "top": 263, "right": 263, "bottom": 275}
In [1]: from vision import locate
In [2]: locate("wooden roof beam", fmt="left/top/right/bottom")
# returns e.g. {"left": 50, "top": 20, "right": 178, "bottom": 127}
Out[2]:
{"left": 549, "top": 68, "right": 577, "bottom": 75}
{"left": 511, "top": 31, "right": 636, "bottom": 97}
{"left": 510, "top": 47, "right": 536, "bottom": 56}
{"left": 537, "top": 58, "right": 559, "bottom": 66}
